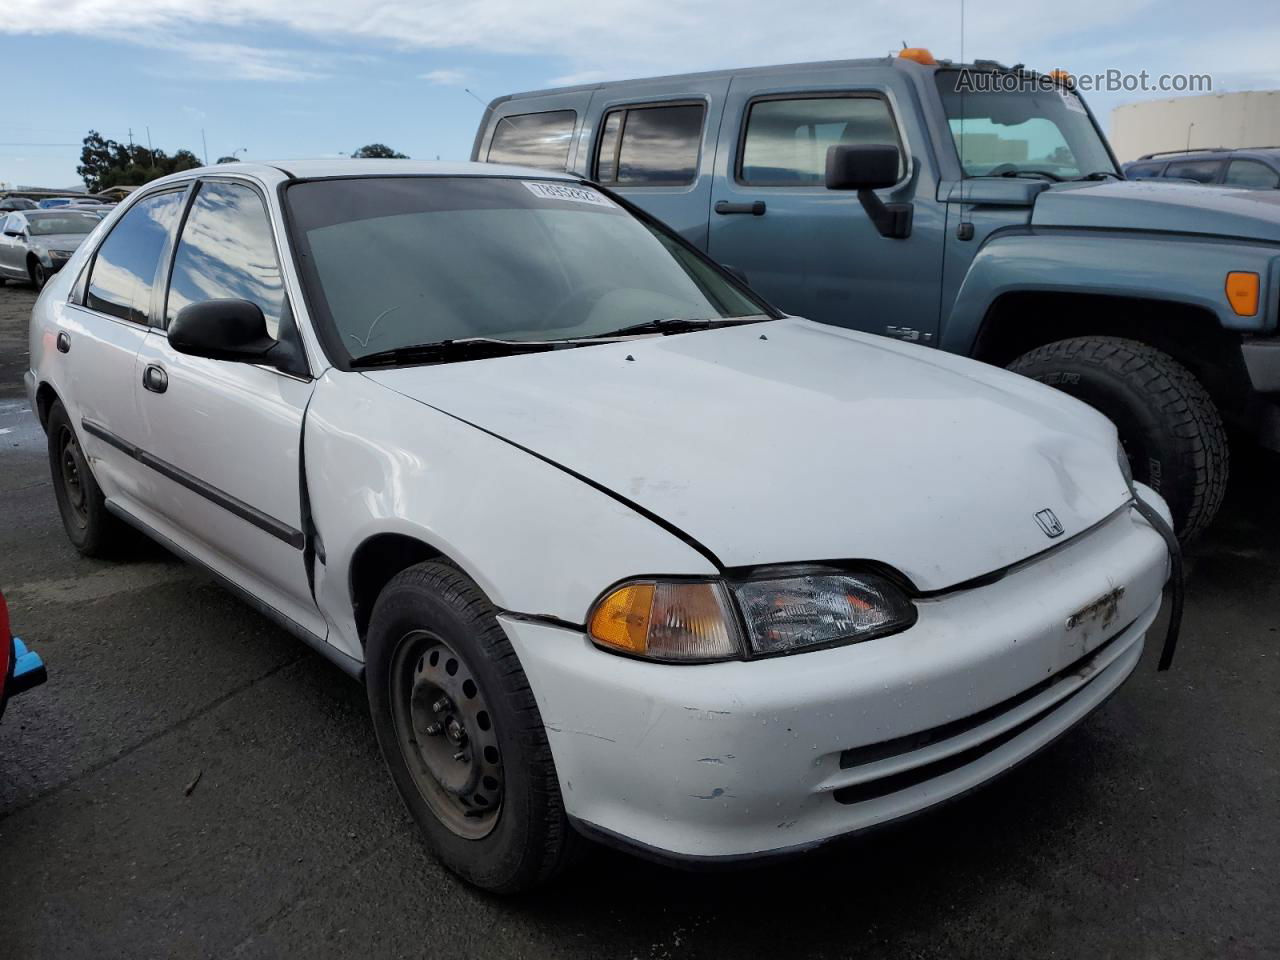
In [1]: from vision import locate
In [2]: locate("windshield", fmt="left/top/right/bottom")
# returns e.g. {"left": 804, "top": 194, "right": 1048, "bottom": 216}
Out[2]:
{"left": 27, "top": 212, "right": 100, "bottom": 236}
{"left": 933, "top": 70, "right": 1117, "bottom": 179}
{"left": 284, "top": 177, "right": 766, "bottom": 363}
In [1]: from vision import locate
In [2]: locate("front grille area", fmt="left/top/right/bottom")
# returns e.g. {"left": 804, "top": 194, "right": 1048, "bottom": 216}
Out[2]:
{"left": 833, "top": 621, "right": 1134, "bottom": 806}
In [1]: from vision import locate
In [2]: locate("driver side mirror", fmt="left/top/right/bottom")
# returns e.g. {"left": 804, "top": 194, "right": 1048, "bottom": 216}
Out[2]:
{"left": 3, "top": 228, "right": 22, "bottom": 238}
{"left": 825, "top": 144, "right": 913, "bottom": 240}
{"left": 169, "top": 299, "right": 280, "bottom": 363}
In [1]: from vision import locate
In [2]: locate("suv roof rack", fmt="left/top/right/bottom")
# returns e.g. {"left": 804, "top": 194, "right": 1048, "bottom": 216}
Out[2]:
{"left": 1137, "top": 148, "right": 1227, "bottom": 160}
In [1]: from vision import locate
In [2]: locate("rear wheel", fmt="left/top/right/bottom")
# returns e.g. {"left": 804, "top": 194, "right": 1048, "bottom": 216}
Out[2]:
{"left": 1009, "top": 336, "right": 1228, "bottom": 540}
{"left": 46, "top": 400, "right": 128, "bottom": 556}
{"left": 365, "top": 561, "right": 577, "bottom": 892}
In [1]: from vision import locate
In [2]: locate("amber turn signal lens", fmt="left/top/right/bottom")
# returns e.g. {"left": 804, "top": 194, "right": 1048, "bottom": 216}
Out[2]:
{"left": 588, "top": 581, "right": 739, "bottom": 661}
{"left": 1225, "top": 271, "right": 1260, "bottom": 316}
{"left": 897, "top": 47, "right": 937, "bottom": 66}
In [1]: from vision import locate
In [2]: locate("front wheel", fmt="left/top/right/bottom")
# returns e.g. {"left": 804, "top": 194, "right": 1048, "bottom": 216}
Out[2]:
{"left": 365, "top": 561, "right": 578, "bottom": 893}
{"left": 1009, "top": 336, "right": 1228, "bottom": 540}
{"left": 29, "top": 259, "right": 49, "bottom": 290}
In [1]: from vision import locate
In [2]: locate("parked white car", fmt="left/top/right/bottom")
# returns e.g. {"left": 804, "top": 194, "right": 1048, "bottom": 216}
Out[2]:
{"left": 27, "top": 161, "right": 1177, "bottom": 892}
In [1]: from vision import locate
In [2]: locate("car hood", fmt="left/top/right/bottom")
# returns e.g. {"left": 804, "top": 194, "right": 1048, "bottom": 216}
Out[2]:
{"left": 364, "top": 318, "right": 1132, "bottom": 591}
{"left": 1032, "top": 178, "right": 1280, "bottom": 242}
{"left": 28, "top": 233, "right": 90, "bottom": 252}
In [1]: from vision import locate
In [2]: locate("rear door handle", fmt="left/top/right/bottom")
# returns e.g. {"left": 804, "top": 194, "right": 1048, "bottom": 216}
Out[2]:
{"left": 56, "top": 331, "right": 70, "bottom": 353}
{"left": 142, "top": 364, "right": 168, "bottom": 394}
{"left": 714, "top": 200, "right": 766, "bottom": 216}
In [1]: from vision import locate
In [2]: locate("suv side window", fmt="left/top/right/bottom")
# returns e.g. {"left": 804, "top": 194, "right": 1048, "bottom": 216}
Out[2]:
{"left": 593, "top": 103, "right": 706, "bottom": 186}
{"left": 487, "top": 111, "right": 576, "bottom": 170}
{"left": 739, "top": 96, "right": 900, "bottom": 186}
{"left": 1164, "top": 158, "right": 1224, "bottom": 183}
{"left": 85, "top": 190, "right": 184, "bottom": 323}
{"left": 165, "top": 181, "right": 286, "bottom": 338}
{"left": 1224, "top": 159, "right": 1280, "bottom": 189}
{"left": 1125, "top": 162, "right": 1164, "bottom": 179}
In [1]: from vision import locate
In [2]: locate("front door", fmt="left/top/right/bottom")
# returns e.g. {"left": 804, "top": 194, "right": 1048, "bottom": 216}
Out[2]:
{"left": 132, "top": 177, "right": 322, "bottom": 638}
{"left": 708, "top": 69, "right": 945, "bottom": 343}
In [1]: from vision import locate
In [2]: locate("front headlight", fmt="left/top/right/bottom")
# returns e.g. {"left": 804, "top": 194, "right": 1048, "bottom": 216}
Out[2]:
{"left": 587, "top": 569, "right": 916, "bottom": 662}
{"left": 49, "top": 249, "right": 73, "bottom": 260}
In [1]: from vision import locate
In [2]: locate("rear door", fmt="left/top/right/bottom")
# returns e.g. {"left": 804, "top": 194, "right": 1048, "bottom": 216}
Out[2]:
{"left": 477, "top": 91, "right": 595, "bottom": 174}
{"left": 60, "top": 187, "right": 188, "bottom": 506}
{"left": 132, "top": 176, "right": 323, "bottom": 638}
{"left": 707, "top": 68, "right": 945, "bottom": 337}
{"left": 582, "top": 77, "right": 729, "bottom": 249}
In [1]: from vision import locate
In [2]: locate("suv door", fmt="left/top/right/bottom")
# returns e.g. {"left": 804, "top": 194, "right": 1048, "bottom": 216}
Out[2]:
{"left": 61, "top": 187, "right": 188, "bottom": 507}
{"left": 708, "top": 70, "right": 945, "bottom": 340}
{"left": 132, "top": 177, "right": 324, "bottom": 639}
{"left": 583, "top": 77, "right": 729, "bottom": 249}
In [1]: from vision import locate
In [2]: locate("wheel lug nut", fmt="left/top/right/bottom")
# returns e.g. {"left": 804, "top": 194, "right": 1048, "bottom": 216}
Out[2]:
{"left": 453, "top": 751, "right": 467, "bottom": 762}
{"left": 432, "top": 697, "right": 450, "bottom": 713}
{"left": 424, "top": 722, "right": 443, "bottom": 736}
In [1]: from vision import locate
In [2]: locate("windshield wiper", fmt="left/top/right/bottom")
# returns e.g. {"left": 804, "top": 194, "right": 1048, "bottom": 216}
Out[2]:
{"left": 350, "top": 337, "right": 586, "bottom": 368}
{"left": 581, "top": 316, "right": 765, "bottom": 339}
{"left": 999, "top": 169, "right": 1065, "bottom": 182}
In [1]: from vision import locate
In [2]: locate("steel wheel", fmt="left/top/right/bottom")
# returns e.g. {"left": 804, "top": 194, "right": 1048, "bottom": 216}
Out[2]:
{"left": 58, "top": 425, "right": 90, "bottom": 531}
{"left": 389, "top": 629, "right": 504, "bottom": 840}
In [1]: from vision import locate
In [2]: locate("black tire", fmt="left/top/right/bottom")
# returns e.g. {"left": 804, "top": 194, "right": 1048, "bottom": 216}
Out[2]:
{"left": 365, "top": 561, "right": 578, "bottom": 893}
{"left": 1009, "top": 336, "right": 1228, "bottom": 540}
{"left": 46, "top": 400, "right": 129, "bottom": 556}
{"left": 29, "top": 258, "right": 48, "bottom": 290}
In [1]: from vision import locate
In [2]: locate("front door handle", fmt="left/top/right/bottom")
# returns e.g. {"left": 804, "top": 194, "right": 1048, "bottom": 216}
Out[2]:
{"left": 714, "top": 200, "right": 766, "bottom": 216}
{"left": 142, "top": 364, "right": 168, "bottom": 394}
{"left": 56, "top": 331, "right": 70, "bottom": 353}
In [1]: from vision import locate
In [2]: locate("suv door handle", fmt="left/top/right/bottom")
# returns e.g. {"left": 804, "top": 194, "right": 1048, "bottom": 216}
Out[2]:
{"left": 714, "top": 200, "right": 766, "bottom": 216}
{"left": 56, "top": 331, "right": 70, "bottom": 353}
{"left": 142, "top": 364, "right": 168, "bottom": 394}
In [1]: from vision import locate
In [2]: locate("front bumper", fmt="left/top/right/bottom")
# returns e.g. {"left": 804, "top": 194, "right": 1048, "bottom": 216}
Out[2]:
{"left": 500, "top": 503, "right": 1169, "bottom": 861}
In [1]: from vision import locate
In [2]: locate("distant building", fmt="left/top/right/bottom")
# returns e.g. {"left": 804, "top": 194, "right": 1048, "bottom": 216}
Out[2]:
{"left": 97, "top": 185, "right": 138, "bottom": 200}
{"left": 1110, "top": 90, "right": 1280, "bottom": 162}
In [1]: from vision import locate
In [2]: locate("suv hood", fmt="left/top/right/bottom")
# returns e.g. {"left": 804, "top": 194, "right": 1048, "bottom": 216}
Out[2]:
{"left": 365, "top": 319, "right": 1131, "bottom": 591}
{"left": 1032, "top": 179, "right": 1280, "bottom": 242}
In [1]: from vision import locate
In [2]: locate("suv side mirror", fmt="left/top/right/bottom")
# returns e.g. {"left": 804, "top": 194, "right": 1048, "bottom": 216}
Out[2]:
{"left": 825, "top": 144, "right": 913, "bottom": 240}
{"left": 169, "top": 299, "right": 278, "bottom": 363}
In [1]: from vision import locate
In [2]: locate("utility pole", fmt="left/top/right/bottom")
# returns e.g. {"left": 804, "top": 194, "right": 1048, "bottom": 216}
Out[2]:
{"left": 127, "top": 127, "right": 135, "bottom": 161}
{"left": 201, "top": 129, "right": 209, "bottom": 166}
{"left": 146, "top": 126, "right": 153, "bottom": 159}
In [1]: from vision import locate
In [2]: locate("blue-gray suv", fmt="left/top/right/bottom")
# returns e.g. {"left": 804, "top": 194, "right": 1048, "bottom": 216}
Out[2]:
{"left": 475, "top": 52, "right": 1280, "bottom": 539}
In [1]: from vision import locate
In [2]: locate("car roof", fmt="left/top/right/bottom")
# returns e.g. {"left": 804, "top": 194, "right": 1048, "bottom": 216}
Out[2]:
{"left": 1133, "top": 147, "right": 1280, "bottom": 163}
{"left": 173, "top": 159, "right": 581, "bottom": 182}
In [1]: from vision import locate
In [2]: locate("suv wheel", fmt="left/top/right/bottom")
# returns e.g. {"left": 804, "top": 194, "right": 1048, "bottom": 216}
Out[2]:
{"left": 46, "top": 400, "right": 130, "bottom": 556}
{"left": 1009, "top": 336, "right": 1228, "bottom": 540}
{"left": 365, "top": 561, "right": 578, "bottom": 893}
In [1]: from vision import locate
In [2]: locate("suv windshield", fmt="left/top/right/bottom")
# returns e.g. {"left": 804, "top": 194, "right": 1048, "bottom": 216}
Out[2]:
{"left": 933, "top": 70, "right": 1117, "bottom": 179}
{"left": 285, "top": 177, "right": 767, "bottom": 363}
{"left": 26, "top": 212, "right": 100, "bottom": 236}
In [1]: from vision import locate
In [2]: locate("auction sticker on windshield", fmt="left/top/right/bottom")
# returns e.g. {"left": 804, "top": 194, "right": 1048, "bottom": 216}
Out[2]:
{"left": 523, "top": 181, "right": 615, "bottom": 206}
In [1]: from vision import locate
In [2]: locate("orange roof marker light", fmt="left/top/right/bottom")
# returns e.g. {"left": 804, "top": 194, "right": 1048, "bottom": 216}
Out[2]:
{"left": 898, "top": 47, "right": 937, "bottom": 66}
{"left": 1049, "top": 69, "right": 1074, "bottom": 86}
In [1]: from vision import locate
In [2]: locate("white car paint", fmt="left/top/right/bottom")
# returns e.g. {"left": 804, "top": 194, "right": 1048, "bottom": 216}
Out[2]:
{"left": 27, "top": 160, "right": 1172, "bottom": 864}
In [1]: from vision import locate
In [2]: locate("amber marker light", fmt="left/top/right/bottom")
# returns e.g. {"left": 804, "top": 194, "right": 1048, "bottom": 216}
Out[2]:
{"left": 588, "top": 580, "right": 740, "bottom": 661}
{"left": 1225, "top": 272, "right": 1260, "bottom": 317}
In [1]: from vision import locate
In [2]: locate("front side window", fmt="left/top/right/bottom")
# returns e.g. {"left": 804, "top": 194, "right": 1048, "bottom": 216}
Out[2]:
{"left": 165, "top": 181, "right": 286, "bottom": 337}
{"left": 1164, "top": 159, "right": 1223, "bottom": 183}
{"left": 85, "top": 190, "right": 184, "bottom": 324}
{"left": 740, "top": 96, "right": 900, "bottom": 185}
{"left": 25, "top": 212, "right": 99, "bottom": 236}
{"left": 284, "top": 177, "right": 766, "bottom": 364}
{"left": 934, "top": 71, "right": 1117, "bottom": 179}
{"left": 594, "top": 103, "right": 705, "bottom": 186}
{"left": 1125, "top": 162, "right": 1164, "bottom": 179}
{"left": 1224, "top": 159, "right": 1280, "bottom": 189}
{"left": 486, "top": 111, "right": 576, "bottom": 171}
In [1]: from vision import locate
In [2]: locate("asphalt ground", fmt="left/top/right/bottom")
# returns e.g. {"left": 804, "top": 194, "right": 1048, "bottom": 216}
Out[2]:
{"left": 0, "top": 280, "right": 1276, "bottom": 958}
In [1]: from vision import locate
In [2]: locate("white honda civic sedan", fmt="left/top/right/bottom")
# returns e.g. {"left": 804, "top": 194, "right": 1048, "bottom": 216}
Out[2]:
{"left": 27, "top": 161, "right": 1176, "bottom": 892}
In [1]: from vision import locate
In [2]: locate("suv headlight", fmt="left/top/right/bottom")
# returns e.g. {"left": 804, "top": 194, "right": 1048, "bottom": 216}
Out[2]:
{"left": 587, "top": 569, "right": 916, "bottom": 662}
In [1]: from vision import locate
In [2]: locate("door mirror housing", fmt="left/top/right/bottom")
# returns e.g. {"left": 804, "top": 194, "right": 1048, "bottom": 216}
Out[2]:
{"left": 3, "top": 228, "right": 22, "bottom": 238}
{"left": 825, "top": 144, "right": 913, "bottom": 240}
{"left": 168, "top": 299, "right": 279, "bottom": 363}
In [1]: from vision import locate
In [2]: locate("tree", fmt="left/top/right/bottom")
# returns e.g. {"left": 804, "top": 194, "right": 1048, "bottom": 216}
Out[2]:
{"left": 351, "top": 143, "right": 409, "bottom": 159}
{"left": 76, "top": 130, "right": 203, "bottom": 192}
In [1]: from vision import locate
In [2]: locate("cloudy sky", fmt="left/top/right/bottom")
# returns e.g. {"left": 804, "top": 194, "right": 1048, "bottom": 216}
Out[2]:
{"left": 3, "top": 0, "right": 1278, "bottom": 188}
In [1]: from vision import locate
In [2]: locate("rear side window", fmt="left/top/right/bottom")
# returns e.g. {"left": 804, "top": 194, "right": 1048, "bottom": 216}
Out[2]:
{"left": 165, "top": 181, "right": 286, "bottom": 337}
{"left": 740, "top": 96, "right": 900, "bottom": 185}
{"left": 85, "top": 190, "right": 184, "bottom": 324}
{"left": 594, "top": 103, "right": 706, "bottom": 186}
{"left": 487, "top": 111, "right": 576, "bottom": 171}
{"left": 1224, "top": 159, "right": 1280, "bottom": 189}
{"left": 1164, "top": 158, "right": 1223, "bottom": 183}
{"left": 1125, "top": 162, "right": 1164, "bottom": 179}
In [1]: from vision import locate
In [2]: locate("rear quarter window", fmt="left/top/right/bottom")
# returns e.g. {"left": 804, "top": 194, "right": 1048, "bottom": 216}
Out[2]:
{"left": 486, "top": 111, "right": 577, "bottom": 171}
